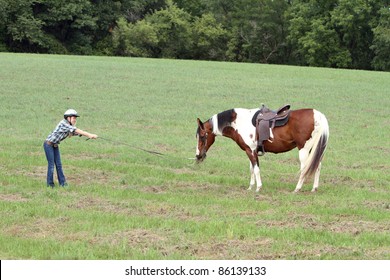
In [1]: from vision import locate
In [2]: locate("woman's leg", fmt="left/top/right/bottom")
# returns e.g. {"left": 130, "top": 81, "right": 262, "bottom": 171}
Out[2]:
{"left": 53, "top": 146, "right": 67, "bottom": 186}
{"left": 43, "top": 142, "right": 55, "bottom": 187}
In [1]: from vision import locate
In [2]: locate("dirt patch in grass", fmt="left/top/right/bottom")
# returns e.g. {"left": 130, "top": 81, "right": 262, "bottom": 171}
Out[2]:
{"left": 324, "top": 175, "right": 384, "bottom": 190}
{"left": 141, "top": 185, "right": 168, "bottom": 194}
{"left": 66, "top": 194, "right": 211, "bottom": 222}
{"left": 5, "top": 217, "right": 70, "bottom": 239}
{"left": 167, "top": 181, "right": 222, "bottom": 192}
{"left": 189, "top": 238, "right": 274, "bottom": 259}
{"left": 363, "top": 200, "right": 390, "bottom": 210}
{"left": 168, "top": 181, "right": 255, "bottom": 201}
{"left": 90, "top": 229, "right": 166, "bottom": 249}
{"left": 65, "top": 167, "right": 119, "bottom": 186}
{"left": 155, "top": 143, "right": 172, "bottom": 153}
{"left": 0, "top": 193, "right": 29, "bottom": 202}
{"left": 17, "top": 166, "right": 47, "bottom": 181}
{"left": 328, "top": 219, "right": 389, "bottom": 235}
{"left": 258, "top": 212, "right": 389, "bottom": 237}
{"left": 115, "top": 234, "right": 277, "bottom": 259}
{"left": 171, "top": 167, "right": 197, "bottom": 175}
{"left": 87, "top": 228, "right": 190, "bottom": 258}
{"left": 68, "top": 196, "right": 129, "bottom": 215}
{"left": 16, "top": 164, "right": 119, "bottom": 187}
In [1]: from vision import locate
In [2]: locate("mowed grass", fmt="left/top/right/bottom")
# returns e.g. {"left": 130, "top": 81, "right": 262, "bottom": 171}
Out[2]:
{"left": 0, "top": 53, "right": 389, "bottom": 259}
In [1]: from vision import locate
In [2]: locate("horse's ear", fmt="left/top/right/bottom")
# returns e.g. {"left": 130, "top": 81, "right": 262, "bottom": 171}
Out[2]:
{"left": 197, "top": 118, "right": 204, "bottom": 129}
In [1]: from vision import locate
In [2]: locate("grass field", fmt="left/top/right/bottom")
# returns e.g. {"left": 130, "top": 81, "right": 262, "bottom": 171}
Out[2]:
{"left": 0, "top": 53, "right": 389, "bottom": 260}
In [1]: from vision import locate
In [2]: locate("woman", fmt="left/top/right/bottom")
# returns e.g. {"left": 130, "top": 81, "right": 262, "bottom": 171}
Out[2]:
{"left": 43, "top": 109, "right": 98, "bottom": 187}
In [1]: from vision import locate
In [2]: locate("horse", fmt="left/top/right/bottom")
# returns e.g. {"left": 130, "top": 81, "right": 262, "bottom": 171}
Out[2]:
{"left": 195, "top": 106, "right": 329, "bottom": 192}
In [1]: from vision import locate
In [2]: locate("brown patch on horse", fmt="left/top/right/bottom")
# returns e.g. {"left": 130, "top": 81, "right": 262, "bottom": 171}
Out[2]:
{"left": 222, "top": 127, "right": 247, "bottom": 150}
{"left": 263, "top": 109, "right": 314, "bottom": 153}
{"left": 198, "top": 119, "right": 216, "bottom": 155}
{"left": 222, "top": 127, "right": 257, "bottom": 165}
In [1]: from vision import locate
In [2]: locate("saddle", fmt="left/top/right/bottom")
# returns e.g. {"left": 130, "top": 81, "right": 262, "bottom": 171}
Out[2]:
{"left": 256, "top": 104, "right": 291, "bottom": 155}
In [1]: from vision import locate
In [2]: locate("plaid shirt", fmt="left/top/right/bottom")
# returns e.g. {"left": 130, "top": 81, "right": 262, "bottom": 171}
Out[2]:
{"left": 46, "top": 119, "right": 78, "bottom": 144}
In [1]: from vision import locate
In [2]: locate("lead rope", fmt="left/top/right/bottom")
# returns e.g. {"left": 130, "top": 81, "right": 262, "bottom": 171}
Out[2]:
{"left": 85, "top": 136, "right": 198, "bottom": 166}
{"left": 86, "top": 136, "right": 164, "bottom": 156}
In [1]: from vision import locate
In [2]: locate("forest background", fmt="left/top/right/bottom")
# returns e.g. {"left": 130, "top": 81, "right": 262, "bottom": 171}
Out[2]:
{"left": 0, "top": 0, "right": 389, "bottom": 71}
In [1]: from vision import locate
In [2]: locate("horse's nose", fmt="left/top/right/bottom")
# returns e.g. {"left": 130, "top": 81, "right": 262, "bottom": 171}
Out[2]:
{"left": 196, "top": 154, "right": 206, "bottom": 163}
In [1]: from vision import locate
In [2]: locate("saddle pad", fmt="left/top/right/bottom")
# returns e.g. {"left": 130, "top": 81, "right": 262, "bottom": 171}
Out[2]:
{"left": 251, "top": 110, "right": 261, "bottom": 126}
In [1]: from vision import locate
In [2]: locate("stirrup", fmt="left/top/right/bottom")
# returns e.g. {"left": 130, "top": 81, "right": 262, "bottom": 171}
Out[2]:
{"left": 257, "top": 146, "right": 265, "bottom": 156}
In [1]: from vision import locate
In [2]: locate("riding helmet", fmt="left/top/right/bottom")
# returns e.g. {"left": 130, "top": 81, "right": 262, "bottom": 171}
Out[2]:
{"left": 64, "top": 109, "right": 80, "bottom": 119}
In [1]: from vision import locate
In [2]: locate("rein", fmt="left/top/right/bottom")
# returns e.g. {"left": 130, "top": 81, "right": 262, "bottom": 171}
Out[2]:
{"left": 87, "top": 136, "right": 164, "bottom": 156}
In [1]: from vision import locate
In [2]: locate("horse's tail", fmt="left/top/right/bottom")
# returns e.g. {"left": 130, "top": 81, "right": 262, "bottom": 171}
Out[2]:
{"left": 302, "top": 110, "right": 329, "bottom": 178}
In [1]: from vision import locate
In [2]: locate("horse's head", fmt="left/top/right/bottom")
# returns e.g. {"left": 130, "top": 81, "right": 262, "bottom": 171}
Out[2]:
{"left": 195, "top": 118, "right": 215, "bottom": 163}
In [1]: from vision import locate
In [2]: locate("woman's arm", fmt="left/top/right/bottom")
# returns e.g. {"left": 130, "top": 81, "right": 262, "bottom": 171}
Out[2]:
{"left": 75, "top": 128, "right": 98, "bottom": 139}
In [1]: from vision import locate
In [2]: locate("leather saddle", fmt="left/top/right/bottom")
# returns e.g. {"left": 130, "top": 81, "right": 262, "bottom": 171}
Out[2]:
{"left": 255, "top": 104, "right": 291, "bottom": 155}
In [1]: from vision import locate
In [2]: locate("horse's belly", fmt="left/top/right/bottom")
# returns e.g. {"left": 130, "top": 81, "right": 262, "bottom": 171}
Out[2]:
{"left": 263, "top": 140, "right": 296, "bottom": 153}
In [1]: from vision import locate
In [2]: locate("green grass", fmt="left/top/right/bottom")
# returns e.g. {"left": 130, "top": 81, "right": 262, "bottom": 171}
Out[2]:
{"left": 0, "top": 53, "right": 389, "bottom": 259}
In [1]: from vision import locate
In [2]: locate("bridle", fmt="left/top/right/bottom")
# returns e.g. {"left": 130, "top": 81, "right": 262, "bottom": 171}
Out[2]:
{"left": 199, "top": 131, "right": 208, "bottom": 157}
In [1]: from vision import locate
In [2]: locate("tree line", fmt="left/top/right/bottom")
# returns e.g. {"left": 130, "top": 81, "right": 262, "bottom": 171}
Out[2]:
{"left": 1, "top": 0, "right": 389, "bottom": 71}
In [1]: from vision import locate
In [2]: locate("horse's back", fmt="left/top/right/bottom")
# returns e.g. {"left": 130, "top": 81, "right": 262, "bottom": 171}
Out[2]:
{"left": 234, "top": 108, "right": 260, "bottom": 126}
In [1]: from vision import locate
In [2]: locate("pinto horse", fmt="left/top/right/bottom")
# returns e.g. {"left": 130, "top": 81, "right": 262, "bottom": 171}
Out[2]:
{"left": 195, "top": 107, "right": 329, "bottom": 192}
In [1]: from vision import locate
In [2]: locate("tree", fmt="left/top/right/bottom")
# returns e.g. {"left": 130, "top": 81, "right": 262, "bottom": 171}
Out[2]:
{"left": 35, "top": 0, "right": 97, "bottom": 54}
{"left": 0, "top": 0, "right": 98, "bottom": 54}
{"left": 287, "top": 0, "right": 352, "bottom": 67}
{"left": 371, "top": 5, "right": 390, "bottom": 71}
{"left": 192, "top": 13, "right": 227, "bottom": 60}
{"left": 174, "top": 0, "right": 208, "bottom": 17}
{"left": 146, "top": 0, "right": 193, "bottom": 58}
{"left": 113, "top": 0, "right": 193, "bottom": 58}
{"left": 112, "top": 16, "right": 158, "bottom": 56}
{"left": 0, "top": 0, "right": 387, "bottom": 71}
{"left": 330, "top": 0, "right": 377, "bottom": 69}
{"left": 90, "top": 0, "right": 167, "bottom": 55}
{"left": 0, "top": 0, "right": 9, "bottom": 51}
{"left": 286, "top": 0, "right": 386, "bottom": 69}
{"left": 1, "top": 0, "right": 48, "bottom": 52}
{"left": 223, "top": 0, "right": 290, "bottom": 63}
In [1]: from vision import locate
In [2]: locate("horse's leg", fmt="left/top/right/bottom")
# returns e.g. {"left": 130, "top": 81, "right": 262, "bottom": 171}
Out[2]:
{"left": 294, "top": 148, "right": 309, "bottom": 192}
{"left": 247, "top": 150, "right": 262, "bottom": 191}
{"left": 248, "top": 161, "right": 255, "bottom": 190}
{"left": 312, "top": 162, "right": 322, "bottom": 192}
{"left": 253, "top": 151, "right": 262, "bottom": 192}
{"left": 254, "top": 164, "right": 262, "bottom": 192}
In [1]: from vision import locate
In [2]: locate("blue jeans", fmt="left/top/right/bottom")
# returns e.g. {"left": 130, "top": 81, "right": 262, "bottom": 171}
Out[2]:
{"left": 43, "top": 142, "right": 66, "bottom": 187}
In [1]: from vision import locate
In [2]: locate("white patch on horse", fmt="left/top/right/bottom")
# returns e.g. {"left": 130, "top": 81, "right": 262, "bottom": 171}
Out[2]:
{"left": 196, "top": 134, "right": 200, "bottom": 155}
{"left": 211, "top": 114, "right": 221, "bottom": 135}
{"left": 232, "top": 108, "right": 259, "bottom": 150}
{"left": 295, "top": 109, "right": 329, "bottom": 192}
